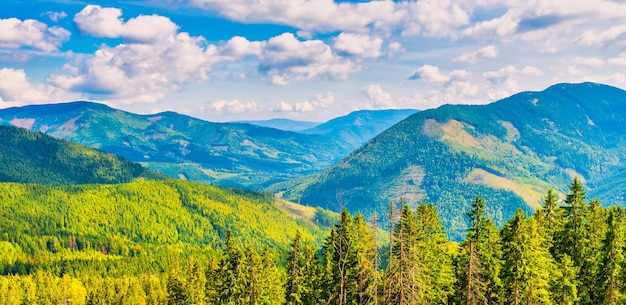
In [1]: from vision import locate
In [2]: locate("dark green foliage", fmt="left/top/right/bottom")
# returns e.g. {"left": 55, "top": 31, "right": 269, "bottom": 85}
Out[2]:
{"left": 0, "top": 125, "right": 148, "bottom": 184}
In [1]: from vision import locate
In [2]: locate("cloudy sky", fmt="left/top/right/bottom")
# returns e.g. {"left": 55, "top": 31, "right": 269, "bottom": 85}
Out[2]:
{"left": 1, "top": 0, "right": 625, "bottom": 122}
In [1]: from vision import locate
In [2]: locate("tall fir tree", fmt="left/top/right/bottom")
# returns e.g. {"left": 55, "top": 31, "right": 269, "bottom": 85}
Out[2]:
{"left": 285, "top": 232, "right": 305, "bottom": 305}
{"left": 599, "top": 207, "right": 624, "bottom": 305}
{"left": 500, "top": 209, "right": 528, "bottom": 305}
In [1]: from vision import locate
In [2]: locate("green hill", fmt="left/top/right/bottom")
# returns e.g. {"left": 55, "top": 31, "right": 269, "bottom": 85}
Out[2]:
{"left": 0, "top": 125, "right": 150, "bottom": 184}
{"left": 0, "top": 102, "right": 352, "bottom": 189}
{"left": 0, "top": 124, "right": 332, "bottom": 276}
{"left": 282, "top": 82, "right": 626, "bottom": 240}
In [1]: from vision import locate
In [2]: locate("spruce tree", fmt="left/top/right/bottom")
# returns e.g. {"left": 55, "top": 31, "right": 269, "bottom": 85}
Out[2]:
{"left": 456, "top": 196, "right": 502, "bottom": 305}
{"left": 415, "top": 203, "right": 455, "bottom": 304}
{"left": 500, "top": 209, "right": 528, "bottom": 305}
{"left": 599, "top": 208, "right": 624, "bottom": 305}
{"left": 353, "top": 213, "right": 377, "bottom": 305}
{"left": 285, "top": 232, "right": 305, "bottom": 305}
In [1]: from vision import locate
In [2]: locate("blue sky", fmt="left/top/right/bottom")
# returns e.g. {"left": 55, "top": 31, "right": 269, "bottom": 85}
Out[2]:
{"left": 1, "top": 0, "right": 626, "bottom": 122}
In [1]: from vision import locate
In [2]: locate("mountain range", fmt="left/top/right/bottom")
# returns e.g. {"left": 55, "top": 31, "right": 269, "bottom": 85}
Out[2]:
{"left": 281, "top": 82, "right": 626, "bottom": 240}
{"left": 0, "top": 103, "right": 416, "bottom": 189}
{"left": 2, "top": 82, "right": 626, "bottom": 240}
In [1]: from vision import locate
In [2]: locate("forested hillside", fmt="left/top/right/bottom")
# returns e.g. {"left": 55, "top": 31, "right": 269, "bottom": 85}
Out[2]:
{"left": 0, "top": 102, "right": 351, "bottom": 189}
{"left": 283, "top": 82, "right": 626, "bottom": 240}
{"left": 1, "top": 179, "right": 624, "bottom": 305}
{"left": 0, "top": 125, "right": 151, "bottom": 184}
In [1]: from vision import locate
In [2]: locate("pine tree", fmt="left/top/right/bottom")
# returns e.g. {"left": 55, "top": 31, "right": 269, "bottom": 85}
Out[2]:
{"left": 555, "top": 177, "right": 588, "bottom": 265}
{"left": 525, "top": 216, "right": 554, "bottom": 305}
{"left": 500, "top": 209, "right": 528, "bottom": 305}
{"left": 353, "top": 213, "right": 377, "bottom": 305}
{"left": 301, "top": 241, "right": 321, "bottom": 305}
{"left": 580, "top": 199, "right": 607, "bottom": 304}
{"left": 167, "top": 264, "right": 190, "bottom": 305}
{"left": 554, "top": 178, "right": 591, "bottom": 303}
{"left": 320, "top": 209, "right": 359, "bottom": 305}
{"left": 285, "top": 232, "right": 305, "bottom": 305}
{"left": 218, "top": 230, "right": 245, "bottom": 304}
{"left": 387, "top": 204, "right": 420, "bottom": 305}
{"left": 599, "top": 208, "right": 624, "bottom": 305}
{"left": 551, "top": 254, "right": 578, "bottom": 305}
{"left": 415, "top": 203, "right": 455, "bottom": 304}
{"left": 456, "top": 196, "right": 502, "bottom": 305}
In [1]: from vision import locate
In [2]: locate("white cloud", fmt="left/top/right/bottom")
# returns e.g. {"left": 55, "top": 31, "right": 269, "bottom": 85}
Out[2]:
{"left": 259, "top": 33, "right": 359, "bottom": 84}
{"left": 43, "top": 11, "right": 68, "bottom": 22}
{"left": 403, "top": 0, "right": 471, "bottom": 38}
{"left": 271, "top": 92, "right": 335, "bottom": 112}
{"left": 333, "top": 33, "right": 383, "bottom": 58}
{"left": 74, "top": 5, "right": 179, "bottom": 43}
{"left": 188, "top": 0, "right": 403, "bottom": 34}
{"left": 578, "top": 25, "right": 626, "bottom": 48}
{"left": 48, "top": 6, "right": 224, "bottom": 104}
{"left": 0, "top": 18, "right": 70, "bottom": 52}
{"left": 363, "top": 84, "right": 394, "bottom": 109}
{"left": 219, "top": 36, "right": 265, "bottom": 59}
{"left": 0, "top": 68, "right": 73, "bottom": 107}
{"left": 453, "top": 45, "right": 499, "bottom": 63}
{"left": 405, "top": 64, "right": 546, "bottom": 108}
{"left": 462, "top": 12, "right": 519, "bottom": 38}
{"left": 608, "top": 53, "right": 626, "bottom": 66}
{"left": 409, "top": 65, "right": 466, "bottom": 83}
{"left": 210, "top": 99, "right": 257, "bottom": 114}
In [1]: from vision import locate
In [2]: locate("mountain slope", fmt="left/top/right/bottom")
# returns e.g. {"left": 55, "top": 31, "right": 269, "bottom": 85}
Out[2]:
{"left": 0, "top": 125, "right": 151, "bottom": 184}
{"left": 0, "top": 102, "right": 352, "bottom": 189}
{"left": 302, "top": 109, "right": 418, "bottom": 148}
{"left": 283, "top": 82, "right": 626, "bottom": 240}
{"left": 235, "top": 118, "right": 320, "bottom": 131}
{"left": 0, "top": 123, "right": 333, "bottom": 277}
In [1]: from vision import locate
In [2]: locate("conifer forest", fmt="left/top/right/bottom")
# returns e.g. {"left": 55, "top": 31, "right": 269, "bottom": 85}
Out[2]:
{"left": 0, "top": 178, "right": 624, "bottom": 305}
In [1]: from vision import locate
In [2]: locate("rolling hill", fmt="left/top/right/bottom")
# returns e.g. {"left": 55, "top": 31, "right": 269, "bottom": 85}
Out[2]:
{"left": 0, "top": 121, "right": 333, "bottom": 278}
{"left": 282, "top": 82, "right": 626, "bottom": 240}
{"left": 0, "top": 125, "right": 153, "bottom": 184}
{"left": 0, "top": 102, "right": 352, "bottom": 189}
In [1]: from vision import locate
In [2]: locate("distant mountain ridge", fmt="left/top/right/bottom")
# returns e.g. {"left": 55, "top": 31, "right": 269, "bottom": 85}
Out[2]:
{"left": 0, "top": 101, "right": 353, "bottom": 189}
{"left": 282, "top": 82, "right": 626, "bottom": 240}
{"left": 0, "top": 102, "right": 418, "bottom": 189}
{"left": 301, "top": 109, "right": 419, "bottom": 148}
{"left": 235, "top": 118, "right": 320, "bottom": 132}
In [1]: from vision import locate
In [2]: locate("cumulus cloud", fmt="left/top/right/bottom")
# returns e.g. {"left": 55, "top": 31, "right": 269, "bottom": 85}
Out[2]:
{"left": 578, "top": 25, "right": 626, "bottom": 48}
{"left": 405, "top": 63, "right": 546, "bottom": 107}
{"left": 74, "top": 5, "right": 179, "bottom": 43}
{"left": 0, "top": 18, "right": 70, "bottom": 52}
{"left": 259, "top": 33, "right": 359, "bottom": 85}
{"left": 210, "top": 99, "right": 258, "bottom": 114}
{"left": 363, "top": 84, "right": 394, "bottom": 109}
{"left": 43, "top": 11, "right": 68, "bottom": 22}
{"left": 608, "top": 53, "right": 626, "bottom": 66}
{"left": 333, "top": 33, "right": 383, "bottom": 58}
{"left": 408, "top": 65, "right": 468, "bottom": 83}
{"left": 271, "top": 92, "right": 335, "bottom": 112}
{"left": 188, "top": 0, "right": 403, "bottom": 34}
{"left": 46, "top": 5, "right": 224, "bottom": 104}
{"left": 453, "top": 45, "right": 499, "bottom": 63}
{"left": 402, "top": 0, "right": 471, "bottom": 38}
{"left": 0, "top": 68, "right": 73, "bottom": 106}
